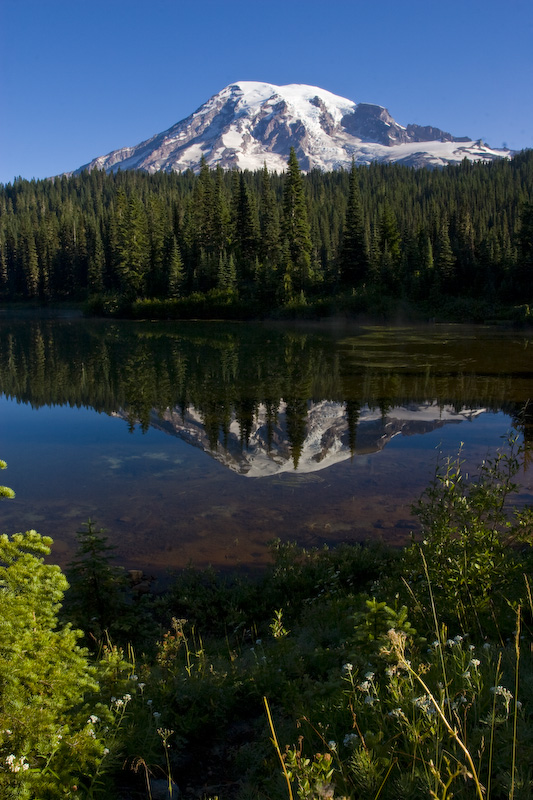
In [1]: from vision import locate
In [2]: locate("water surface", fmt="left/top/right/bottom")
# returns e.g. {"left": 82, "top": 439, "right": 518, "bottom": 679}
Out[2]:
{"left": 1, "top": 314, "right": 532, "bottom": 575}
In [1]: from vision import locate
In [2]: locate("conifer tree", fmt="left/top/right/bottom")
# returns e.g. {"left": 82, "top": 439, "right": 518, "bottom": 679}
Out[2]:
{"left": 259, "top": 163, "right": 281, "bottom": 266}
{"left": 434, "top": 217, "right": 456, "bottom": 293}
{"left": 340, "top": 161, "right": 368, "bottom": 286}
{"left": 282, "top": 148, "right": 313, "bottom": 294}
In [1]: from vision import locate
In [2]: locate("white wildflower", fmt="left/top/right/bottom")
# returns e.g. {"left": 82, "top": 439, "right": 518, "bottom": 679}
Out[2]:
{"left": 342, "top": 662, "right": 354, "bottom": 673}
{"left": 413, "top": 694, "right": 437, "bottom": 715}
{"left": 343, "top": 733, "right": 359, "bottom": 747}
{"left": 388, "top": 707, "right": 408, "bottom": 723}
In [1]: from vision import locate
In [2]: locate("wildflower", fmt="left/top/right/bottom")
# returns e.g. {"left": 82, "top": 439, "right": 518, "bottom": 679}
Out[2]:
{"left": 364, "top": 695, "right": 378, "bottom": 706}
{"left": 463, "top": 671, "right": 471, "bottom": 679}
{"left": 431, "top": 640, "right": 440, "bottom": 648}
{"left": 388, "top": 708, "right": 408, "bottom": 723}
{"left": 103, "top": 748, "right": 110, "bottom": 755}
{"left": 413, "top": 694, "right": 437, "bottom": 715}
{"left": 153, "top": 711, "right": 161, "bottom": 720}
{"left": 88, "top": 715, "right": 99, "bottom": 724}
{"left": 6, "top": 755, "right": 29, "bottom": 773}
{"left": 469, "top": 659, "right": 481, "bottom": 668}
{"left": 147, "top": 699, "right": 153, "bottom": 705}
{"left": 343, "top": 662, "right": 354, "bottom": 673}
{"left": 364, "top": 671, "right": 375, "bottom": 680}
{"left": 454, "top": 635, "right": 464, "bottom": 644}
{"left": 129, "top": 674, "right": 138, "bottom": 681}
{"left": 256, "top": 638, "right": 262, "bottom": 645}
{"left": 490, "top": 685, "right": 513, "bottom": 700}
{"left": 138, "top": 682, "right": 146, "bottom": 690}
{"left": 4, "top": 730, "right": 12, "bottom": 735}
{"left": 490, "top": 685, "right": 513, "bottom": 713}
{"left": 328, "top": 740, "right": 337, "bottom": 751}
{"left": 343, "top": 733, "right": 359, "bottom": 747}
{"left": 115, "top": 698, "right": 124, "bottom": 707}
{"left": 123, "top": 693, "right": 132, "bottom": 702}
{"left": 358, "top": 680, "right": 371, "bottom": 692}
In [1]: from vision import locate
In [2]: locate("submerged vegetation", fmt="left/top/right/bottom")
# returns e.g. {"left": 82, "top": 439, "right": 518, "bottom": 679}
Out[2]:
{"left": 1, "top": 149, "right": 532, "bottom": 320}
{"left": 2, "top": 439, "right": 533, "bottom": 798}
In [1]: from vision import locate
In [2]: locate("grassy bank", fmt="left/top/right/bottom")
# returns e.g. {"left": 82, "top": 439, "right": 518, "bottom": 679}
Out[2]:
{"left": 2, "top": 440, "right": 533, "bottom": 798}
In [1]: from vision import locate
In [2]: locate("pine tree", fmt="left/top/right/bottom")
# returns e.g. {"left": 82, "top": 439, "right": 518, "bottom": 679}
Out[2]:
{"left": 340, "top": 161, "right": 368, "bottom": 287}
{"left": 282, "top": 148, "right": 312, "bottom": 295}
{"left": 434, "top": 217, "right": 456, "bottom": 294}
{"left": 231, "top": 172, "right": 259, "bottom": 283}
{"left": 259, "top": 163, "right": 281, "bottom": 265}
{"left": 116, "top": 190, "right": 150, "bottom": 298}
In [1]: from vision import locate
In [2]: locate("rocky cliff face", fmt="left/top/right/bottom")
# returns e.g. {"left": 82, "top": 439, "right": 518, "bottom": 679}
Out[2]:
{"left": 74, "top": 81, "right": 511, "bottom": 174}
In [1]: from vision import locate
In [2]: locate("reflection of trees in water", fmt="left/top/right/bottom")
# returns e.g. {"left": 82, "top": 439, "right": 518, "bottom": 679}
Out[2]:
{"left": 0, "top": 318, "right": 531, "bottom": 460}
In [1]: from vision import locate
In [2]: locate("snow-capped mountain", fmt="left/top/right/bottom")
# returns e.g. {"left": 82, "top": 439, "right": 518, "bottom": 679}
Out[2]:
{"left": 74, "top": 81, "right": 511, "bottom": 174}
{"left": 117, "top": 401, "right": 487, "bottom": 477}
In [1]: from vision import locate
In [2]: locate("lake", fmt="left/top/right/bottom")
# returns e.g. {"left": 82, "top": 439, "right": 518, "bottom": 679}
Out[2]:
{"left": 1, "top": 312, "right": 532, "bottom": 577}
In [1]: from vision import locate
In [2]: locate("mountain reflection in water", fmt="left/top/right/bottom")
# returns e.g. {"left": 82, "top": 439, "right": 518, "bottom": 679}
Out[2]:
{"left": 1, "top": 315, "right": 532, "bottom": 574}
{"left": 143, "top": 402, "right": 487, "bottom": 477}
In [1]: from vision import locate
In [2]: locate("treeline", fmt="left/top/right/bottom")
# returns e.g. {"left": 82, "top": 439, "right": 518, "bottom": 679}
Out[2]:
{"left": 1, "top": 318, "right": 532, "bottom": 456}
{"left": 1, "top": 148, "right": 532, "bottom": 313}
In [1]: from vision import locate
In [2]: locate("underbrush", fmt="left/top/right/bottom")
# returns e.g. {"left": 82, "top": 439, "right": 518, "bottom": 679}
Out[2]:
{"left": 2, "top": 438, "right": 533, "bottom": 798}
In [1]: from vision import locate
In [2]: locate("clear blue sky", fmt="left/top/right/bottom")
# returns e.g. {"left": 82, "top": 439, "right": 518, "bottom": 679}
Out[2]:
{"left": 1, "top": 0, "right": 532, "bottom": 184}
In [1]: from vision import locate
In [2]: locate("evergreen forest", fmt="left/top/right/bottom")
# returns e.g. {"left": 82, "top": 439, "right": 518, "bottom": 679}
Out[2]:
{"left": 1, "top": 148, "right": 532, "bottom": 319}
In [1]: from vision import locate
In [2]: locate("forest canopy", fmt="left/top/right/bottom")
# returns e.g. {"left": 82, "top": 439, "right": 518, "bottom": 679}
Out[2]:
{"left": 1, "top": 149, "right": 532, "bottom": 317}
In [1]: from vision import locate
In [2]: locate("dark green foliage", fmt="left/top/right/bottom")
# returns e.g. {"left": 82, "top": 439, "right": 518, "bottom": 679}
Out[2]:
{"left": 63, "top": 520, "right": 157, "bottom": 652}
{"left": 1, "top": 150, "right": 533, "bottom": 316}
{"left": 339, "top": 161, "right": 368, "bottom": 287}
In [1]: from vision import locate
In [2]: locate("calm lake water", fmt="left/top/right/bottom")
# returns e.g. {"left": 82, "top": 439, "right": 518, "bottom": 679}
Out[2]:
{"left": 1, "top": 312, "right": 533, "bottom": 576}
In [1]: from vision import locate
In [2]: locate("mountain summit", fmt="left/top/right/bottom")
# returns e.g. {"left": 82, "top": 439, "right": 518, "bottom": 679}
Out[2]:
{"left": 75, "top": 81, "right": 511, "bottom": 174}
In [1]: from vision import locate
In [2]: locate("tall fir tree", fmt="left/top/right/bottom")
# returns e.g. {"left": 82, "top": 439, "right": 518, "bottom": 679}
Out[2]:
{"left": 282, "top": 148, "right": 313, "bottom": 296}
{"left": 340, "top": 161, "right": 368, "bottom": 287}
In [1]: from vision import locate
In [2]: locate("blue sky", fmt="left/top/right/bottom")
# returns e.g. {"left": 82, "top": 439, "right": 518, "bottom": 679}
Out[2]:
{"left": 1, "top": 0, "right": 532, "bottom": 184}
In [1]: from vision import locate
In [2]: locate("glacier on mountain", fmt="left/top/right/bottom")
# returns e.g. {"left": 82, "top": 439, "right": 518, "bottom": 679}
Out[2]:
{"left": 74, "top": 81, "right": 511, "bottom": 175}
